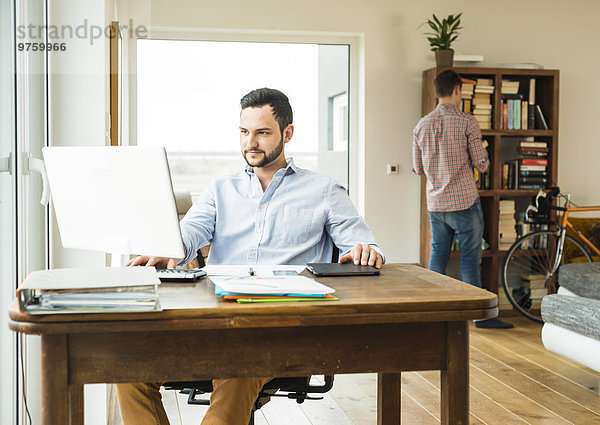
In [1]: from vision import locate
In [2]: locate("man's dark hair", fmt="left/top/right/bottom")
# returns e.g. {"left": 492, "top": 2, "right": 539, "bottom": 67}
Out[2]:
{"left": 240, "top": 88, "right": 293, "bottom": 133}
{"left": 434, "top": 70, "right": 462, "bottom": 98}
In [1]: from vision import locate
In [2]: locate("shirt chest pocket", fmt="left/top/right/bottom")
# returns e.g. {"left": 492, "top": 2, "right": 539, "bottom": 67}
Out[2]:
{"left": 269, "top": 206, "right": 315, "bottom": 244}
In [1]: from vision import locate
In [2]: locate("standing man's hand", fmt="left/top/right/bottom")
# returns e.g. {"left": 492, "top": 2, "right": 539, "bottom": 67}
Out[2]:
{"left": 339, "top": 244, "right": 384, "bottom": 269}
{"left": 126, "top": 256, "right": 177, "bottom": 269}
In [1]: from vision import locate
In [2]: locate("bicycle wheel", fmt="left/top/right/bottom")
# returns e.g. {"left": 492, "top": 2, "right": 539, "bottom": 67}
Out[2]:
{"left": 501, "top": 230, "right": 592, "bottom": 323}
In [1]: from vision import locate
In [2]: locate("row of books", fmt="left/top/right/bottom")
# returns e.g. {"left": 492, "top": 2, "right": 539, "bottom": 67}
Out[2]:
{"left": 501, "top": 79, "right": 548, "bottom": 130}
{"left": 520, "top": 274, "right": 547, "bottom": 309}
{"left": 462, "top": 77, "right": 494, "bottom": 129}
{"left": 502, "top": 140, "right": 549, "bottom": 190}
{"left": 499, "top": 199, "right": 517, "bottom": 250}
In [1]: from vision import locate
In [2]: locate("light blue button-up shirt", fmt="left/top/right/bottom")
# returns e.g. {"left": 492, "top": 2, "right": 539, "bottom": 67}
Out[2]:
{"left": 179, "top": 158, "right": 383, "bottom": 265}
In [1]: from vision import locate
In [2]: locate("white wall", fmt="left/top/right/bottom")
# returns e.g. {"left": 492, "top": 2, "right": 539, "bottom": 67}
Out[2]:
{"left": 48, "top": 0, "right": 108, "bottom": 269}
{"left": 131, "top": 0, "right": 600, "bottom": 263}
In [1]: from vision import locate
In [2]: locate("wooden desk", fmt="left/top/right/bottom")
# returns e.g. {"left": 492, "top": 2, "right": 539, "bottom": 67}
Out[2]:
{"left": 9, "top": 264, "right": 497, "bottom": 425}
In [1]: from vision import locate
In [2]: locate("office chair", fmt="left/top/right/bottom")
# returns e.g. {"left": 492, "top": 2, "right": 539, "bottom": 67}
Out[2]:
{"left": 163, "top": 376, "right": 334, "bottom": 425}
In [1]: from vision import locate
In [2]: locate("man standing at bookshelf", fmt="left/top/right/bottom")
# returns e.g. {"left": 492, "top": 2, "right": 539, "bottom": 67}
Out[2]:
{"left": 412, "top": 69, "right": 512, "bottom": 329}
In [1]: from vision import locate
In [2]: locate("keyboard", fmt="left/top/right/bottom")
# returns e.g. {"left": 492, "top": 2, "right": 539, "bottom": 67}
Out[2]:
{"left": 155, "top": 269, "right": 207, "bottom": 283}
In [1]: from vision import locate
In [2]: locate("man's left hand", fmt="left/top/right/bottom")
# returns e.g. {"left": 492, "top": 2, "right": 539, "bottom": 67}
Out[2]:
{"left": 339, "top": 244, "right": 383, "bottom": 269}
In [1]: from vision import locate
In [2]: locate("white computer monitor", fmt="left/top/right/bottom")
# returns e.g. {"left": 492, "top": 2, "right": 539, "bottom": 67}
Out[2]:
{"left": 42, "top": 146, "right": 186, "bottom": 262}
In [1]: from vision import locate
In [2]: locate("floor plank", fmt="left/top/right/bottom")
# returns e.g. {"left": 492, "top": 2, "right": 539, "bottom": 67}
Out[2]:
{"left": 472, "top": 333, "right": 600, "bottom": 415}
{"left": 470, "top": 347, "right": 598, "bottom": 423}
{"left": 419, "top": 370, "right": 527, "bottom": 425}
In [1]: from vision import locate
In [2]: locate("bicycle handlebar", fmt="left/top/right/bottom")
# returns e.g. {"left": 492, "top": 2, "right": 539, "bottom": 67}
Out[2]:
{"left": 551, "top": 205, "right": 567, "bottom": 212}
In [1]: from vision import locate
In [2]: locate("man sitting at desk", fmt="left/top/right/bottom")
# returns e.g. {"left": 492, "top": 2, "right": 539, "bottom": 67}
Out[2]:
{"left": 117, "top": 87, "right": 384, "bottom": 425}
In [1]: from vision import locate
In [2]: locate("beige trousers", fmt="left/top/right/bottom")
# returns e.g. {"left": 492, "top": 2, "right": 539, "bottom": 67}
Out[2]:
{"left": 116, "top": 377, "right": 272, "bottom": 425}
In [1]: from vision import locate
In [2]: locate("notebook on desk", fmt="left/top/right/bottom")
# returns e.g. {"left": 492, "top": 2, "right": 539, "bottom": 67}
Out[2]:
{"left": 306, "top": 263, "right": 380, "bottom": 277}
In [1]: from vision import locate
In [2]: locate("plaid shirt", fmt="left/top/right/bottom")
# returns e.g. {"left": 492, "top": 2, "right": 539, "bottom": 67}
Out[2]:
{"left": 413, "top": 103, "right": 489, "bottom": 212}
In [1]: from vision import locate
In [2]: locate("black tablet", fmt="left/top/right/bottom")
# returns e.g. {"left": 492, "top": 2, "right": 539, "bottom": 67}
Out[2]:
{"left": 306, "top": 263, "right": 380, "bottom": 277}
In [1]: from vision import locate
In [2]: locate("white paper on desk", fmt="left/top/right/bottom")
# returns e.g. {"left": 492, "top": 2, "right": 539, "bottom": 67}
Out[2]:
{"left": 211, "top": 276, "right": 335, "bottom": 295}
{"left": 203, "top": 265, "right": 306, "bottom": 277}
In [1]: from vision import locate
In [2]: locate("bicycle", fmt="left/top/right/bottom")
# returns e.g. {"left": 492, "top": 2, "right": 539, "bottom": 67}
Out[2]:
{"left": 501, "top": 187, "right": 600, "bottom": 323}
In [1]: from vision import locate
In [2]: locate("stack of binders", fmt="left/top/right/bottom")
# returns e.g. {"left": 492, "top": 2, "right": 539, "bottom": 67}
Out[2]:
{"left": 17, "top": 267, "right": 161, "bottom": 314}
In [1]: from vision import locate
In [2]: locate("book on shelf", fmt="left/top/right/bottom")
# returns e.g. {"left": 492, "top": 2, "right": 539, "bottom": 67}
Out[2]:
{"left": 472, "top": 97, "right": 492, "bottom": 105}
{"left": 519, "top": 176, "right": 548, "bottom": 184}
{"left": 462, "top": 84, "right": 474, "bottom": 96}
{"left": 520, "top": 164, "right": 546, "bottom": 172}
{"left": 520, "top": 170, "right": 548, "bottom": 177}
{"left": 529, "top": 78, "right": 536, "bottom": 104}
{"left": 521, "top": 100, "right": 529, "bottom": 130}
{"left": 477, "top": 78, "right": 494, "bottom": 86}
{"left": 520, "top": 158, "right": 548, "bottom": 166}
{"left": 521, "top": 274, "right": 546, "bottom": 289}
{"left": 462, "top": 77, "right": 477, "bottom": 85}
{"left": 520, "top": 141, "right": 547, "bottom": 148}
{"left": 501, "top": 80, "right": 520, "bottom": 95}
{"left": 514, "top": 100, "right": 521, "bottom": 130}
{"left": 517, "top": 147, "right": 548, "bottom": 157}
{"left": 473, "top": 93, "right": 491, "bottom": 101}
{"left": 528, "top": 78, "right": 537, "bottom": 129}
{"left": 462, "top": 99, "right": 472, "bottom": 114}
{"left": 530, "top": 288, "right": 548, "bottom": 299}
{"left": 519, "top": 183, "right": 546, "bottom": 190}
{"left": 535, "top": 104, "right": 549, "bottom": 129}
{"left": 475, "top": 86, "right": 494, "bottom": 95}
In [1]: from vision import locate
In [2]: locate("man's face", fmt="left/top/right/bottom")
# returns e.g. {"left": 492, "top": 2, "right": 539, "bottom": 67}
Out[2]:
{"left": 239, "top": 105, "right": 289, "bottom": 168}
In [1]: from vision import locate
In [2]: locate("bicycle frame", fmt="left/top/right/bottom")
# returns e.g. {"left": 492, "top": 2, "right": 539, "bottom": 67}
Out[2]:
{"left": 551, "top": 194, "right": 600, "bottom": 274}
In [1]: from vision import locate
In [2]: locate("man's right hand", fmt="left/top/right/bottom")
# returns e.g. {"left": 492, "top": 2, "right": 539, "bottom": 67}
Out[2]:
{"left": 126, "top": 256, "right": 177, "bottom": 269}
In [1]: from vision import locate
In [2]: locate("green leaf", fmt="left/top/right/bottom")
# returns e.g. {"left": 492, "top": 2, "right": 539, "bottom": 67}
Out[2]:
{"left": 428, "top": 21, "right": 438, "bottom": 32}
{"left": 432, "top": 14, "right": 442, "bottom": 28}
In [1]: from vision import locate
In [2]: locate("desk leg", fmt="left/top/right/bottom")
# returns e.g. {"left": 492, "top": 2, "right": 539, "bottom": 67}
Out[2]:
{"left": 69, "top": 384, "right": 84, "bottom": 425}
{"left": 377, "top": 372, "right": 401, "bottom": 425}
{"left": 41, "top": 334, "right": 69, "bottom": 425}
{"left": 441, "top": 321, "right": 469, "bottom": 425}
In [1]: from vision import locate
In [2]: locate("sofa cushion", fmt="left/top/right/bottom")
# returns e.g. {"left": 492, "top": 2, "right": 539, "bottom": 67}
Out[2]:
{"left": 541, "top": 294, "right": 600, "bottom": 340}
{"left": 558, "top": 262, "right": 600, "bottom": 300}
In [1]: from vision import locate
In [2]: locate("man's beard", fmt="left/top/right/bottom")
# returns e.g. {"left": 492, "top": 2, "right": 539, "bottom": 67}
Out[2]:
{"left": 242, "top": 138, "right": 284, "bottom": 168}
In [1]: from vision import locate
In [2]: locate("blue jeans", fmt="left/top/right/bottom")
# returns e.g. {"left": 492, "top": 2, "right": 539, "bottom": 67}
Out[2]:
{"left": 428, "top": 199, "right": 484, "bottom": 288}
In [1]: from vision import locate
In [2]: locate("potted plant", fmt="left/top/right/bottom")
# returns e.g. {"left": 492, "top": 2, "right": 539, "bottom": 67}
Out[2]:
{"left": 422, "top": 13, "right": 462, "bottom": 67}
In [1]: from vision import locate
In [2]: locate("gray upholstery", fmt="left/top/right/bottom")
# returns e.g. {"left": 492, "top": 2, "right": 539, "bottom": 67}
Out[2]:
{"left": 542, "top": 294, "right": 600, "bottom": 340}
{"left": 558, "top": 262, "right": 600, "bottom": 300}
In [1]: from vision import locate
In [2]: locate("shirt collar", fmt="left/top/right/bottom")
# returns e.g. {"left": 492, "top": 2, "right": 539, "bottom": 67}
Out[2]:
{"left": 244, "top": 157, "right": 298, "bottom": 176}
{"left": 436, "top": 103, "right": 460, "bottom": 112}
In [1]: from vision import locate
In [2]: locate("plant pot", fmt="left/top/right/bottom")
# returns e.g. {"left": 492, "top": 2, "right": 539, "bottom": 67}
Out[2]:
{"left": 435, "top": 49, "right": 454, "bottom": 67}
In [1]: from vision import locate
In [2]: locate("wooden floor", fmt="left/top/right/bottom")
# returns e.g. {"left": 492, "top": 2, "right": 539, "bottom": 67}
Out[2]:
{"left": 109, "top": 317, "right": 600, "bottom": 424}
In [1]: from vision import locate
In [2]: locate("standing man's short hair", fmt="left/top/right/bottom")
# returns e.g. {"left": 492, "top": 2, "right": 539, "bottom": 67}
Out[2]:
{"left": 434, "top": 70, "right": 463, "bottom": 98}
{"left": 240, "top": 88, "right": 293, "bottom": 133}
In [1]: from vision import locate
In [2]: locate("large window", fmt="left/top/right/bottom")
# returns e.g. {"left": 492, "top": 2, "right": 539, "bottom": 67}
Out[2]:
{"left": 136, "top": 40, "right": 349, "bottom": 195}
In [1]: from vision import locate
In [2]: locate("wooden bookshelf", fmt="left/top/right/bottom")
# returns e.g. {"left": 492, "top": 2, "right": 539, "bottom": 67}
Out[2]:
{"left": 419, "top": 67, "right": 559, "bottom": 294}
